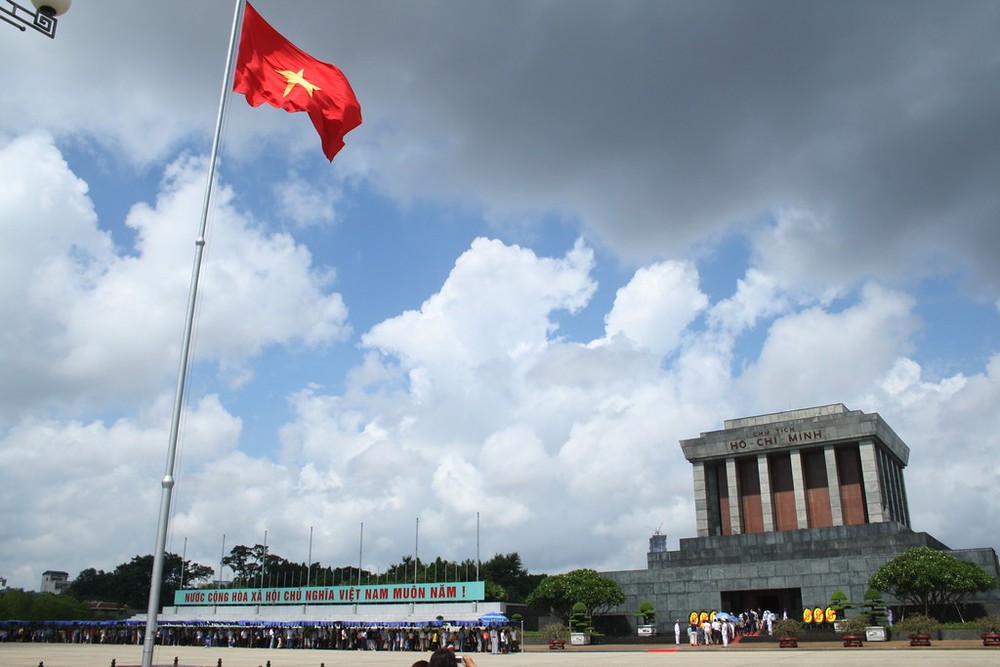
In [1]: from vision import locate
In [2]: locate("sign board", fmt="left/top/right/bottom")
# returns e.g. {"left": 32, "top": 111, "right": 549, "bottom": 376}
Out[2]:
{"left": 174, "top": 581, "right": 485, "bottom": 606}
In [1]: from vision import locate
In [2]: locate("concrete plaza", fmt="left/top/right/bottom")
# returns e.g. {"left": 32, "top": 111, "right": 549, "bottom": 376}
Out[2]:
{"left": 1, "top": 641, "right": 996, "bottom": 667}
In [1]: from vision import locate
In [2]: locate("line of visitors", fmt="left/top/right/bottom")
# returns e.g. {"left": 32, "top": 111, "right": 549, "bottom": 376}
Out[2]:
{"left": 0, "top": 621, "right": 519, "bottom": 654}
{"left": 677, "top": 608, "right": 778, "bottom": 646}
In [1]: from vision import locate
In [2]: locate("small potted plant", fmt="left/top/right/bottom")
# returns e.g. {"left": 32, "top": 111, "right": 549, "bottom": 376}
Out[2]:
{"left": 894, "top": 613, "right": 938, "bottom": 646}
{"left": 542, "top": 622, "right": 568, "bottom": 650}
{"left": 837, "top": 614, "right": 867, "bottom": 647}
{"left": 773, "top": 617, "right": 804, "bottom": 648}
{"left": 860, "top": 588, "right": 889, "bottom": 627}
{"left": 976, "top": 614, "right": 1000, "bottom": 647}
{"left": 569, "top": 602, "right": 593, "bottom": 645}
{"left": 635, "top": 600, "right": 657, "bottom": 637}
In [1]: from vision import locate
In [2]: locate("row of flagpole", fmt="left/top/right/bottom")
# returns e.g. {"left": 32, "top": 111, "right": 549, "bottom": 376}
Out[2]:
{"left": 182, "top": 515, "right": 485, "bottom": 590}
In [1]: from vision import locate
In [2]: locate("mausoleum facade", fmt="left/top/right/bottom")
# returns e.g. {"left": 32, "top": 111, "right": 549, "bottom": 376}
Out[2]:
{"left": 603, "top": 404, "right": 1000, "bottom": 628}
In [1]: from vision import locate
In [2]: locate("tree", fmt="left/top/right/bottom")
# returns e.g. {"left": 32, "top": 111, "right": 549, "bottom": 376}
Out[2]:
{"left": 65, "top": 553, "right": 213, "bottom": 610}
{"left": 0, "top": 588, "right": 90, "bottom": 621}
{"left": 526, "top": 568, "right": 625, "bottom": 621}
{"left": 66, "top": 568, "right": 114, "bottom": 601}
{"left": 107, "top": 554, "right": 213, "bottom": 609}
{"left": 481, "top": 552, "right": 542, "bottom": 603}
{"left": 222, "top": 544, "right": 292, "bottom": 587}
{"left": 484, "top": 580, "right": 507, "bottom": 602}
{"left": 868, "top": 547, "right": 996, "bottom": 618}
{"left": 220, "top": 544, "right": 263, "bottom": 585}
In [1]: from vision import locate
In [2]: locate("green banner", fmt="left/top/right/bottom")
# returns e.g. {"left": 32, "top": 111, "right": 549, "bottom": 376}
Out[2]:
{"left": 174, "top": 581, "right": 486, "bottom": 606}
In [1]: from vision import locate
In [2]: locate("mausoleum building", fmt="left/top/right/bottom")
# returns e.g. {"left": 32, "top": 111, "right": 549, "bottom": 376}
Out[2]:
{"left": 603, "top": 404, "right": 1000, "bottom": 626}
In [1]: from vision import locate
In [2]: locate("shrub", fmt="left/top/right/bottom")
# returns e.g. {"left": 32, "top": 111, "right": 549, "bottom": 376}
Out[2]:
{"left": 894, "top": 613, "right": 939, "bottom": 635}
{"left": 541, "top": 622, "right": 568, "bottom": 641}
{"left": 837, "top": 614, "right": 868, "bottom": 636}
{"left": 976, "top": 614, "right": 1000, "bottom": 634}
{"left": 773, "top": 618, "right": 805, "bottom": 637}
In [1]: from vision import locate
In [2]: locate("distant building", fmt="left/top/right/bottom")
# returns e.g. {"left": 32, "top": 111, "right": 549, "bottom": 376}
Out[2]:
{"left": 41, "top": 570, "right": 71, "bottom": 594}
{"left": 648, "top": 531, "right": 667, "bottom": 554}
{"left": 89, "top": 600, "right": 130, "bottom": 618}
{"left": 604, "top": 404, "right": 1000, "bottom": 627}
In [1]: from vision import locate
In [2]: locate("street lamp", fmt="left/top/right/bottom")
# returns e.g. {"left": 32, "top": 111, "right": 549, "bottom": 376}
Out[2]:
{"left": 1, "top": 0, "right": 70, "bottom": 38}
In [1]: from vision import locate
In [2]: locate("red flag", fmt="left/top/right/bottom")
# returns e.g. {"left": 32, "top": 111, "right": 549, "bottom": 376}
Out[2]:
{"left": 233, "top": 3, "right": 362, "bottom": 161}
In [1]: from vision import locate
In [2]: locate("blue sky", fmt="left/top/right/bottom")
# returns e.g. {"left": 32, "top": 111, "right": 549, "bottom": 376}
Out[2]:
{"left": 1, "top": 0, "right": 998, "bottom": 592}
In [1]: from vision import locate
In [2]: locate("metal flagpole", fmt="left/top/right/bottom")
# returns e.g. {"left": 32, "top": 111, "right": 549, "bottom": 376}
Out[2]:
{"left": 179, "top": 537, "right": 187, "bottom": 590}
{"left": 140, "top": 2, "right": 247, "bottom": 666}
{"left": 306, "top": 526, "right": 312, "bottom": 588}
{"left": 261, "top": 529, "right": 268, "bottom": 588}
{"left": 218, "top": 533, "right": 226, "bottom": 586}
{"left": 357, "top": 522, "right": 364, "bottom": 587}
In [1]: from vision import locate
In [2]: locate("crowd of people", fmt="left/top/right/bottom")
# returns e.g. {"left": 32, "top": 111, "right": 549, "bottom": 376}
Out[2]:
{"left": 674, "top": 609, "right": 779, "bottom": 647}
{"left": 0, "top": 620, "right": 519, "bottom": 654}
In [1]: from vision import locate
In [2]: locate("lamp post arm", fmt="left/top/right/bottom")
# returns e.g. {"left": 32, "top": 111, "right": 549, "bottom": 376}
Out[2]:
{"left": 1, "top": 0, "right": 62, "bottom": 38}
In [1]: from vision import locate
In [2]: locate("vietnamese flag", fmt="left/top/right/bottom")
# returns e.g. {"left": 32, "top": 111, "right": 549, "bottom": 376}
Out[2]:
{"left": 233, "top": 3, "right": 362, "bottom": 161}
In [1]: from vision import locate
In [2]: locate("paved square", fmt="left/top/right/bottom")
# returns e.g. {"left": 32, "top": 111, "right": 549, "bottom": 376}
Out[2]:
{"left": 1, "top": 641, "right": 995, "bottom": 667}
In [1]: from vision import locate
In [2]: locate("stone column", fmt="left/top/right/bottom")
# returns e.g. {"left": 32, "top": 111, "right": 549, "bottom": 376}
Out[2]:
{"left": 824, "top": 445, "right": 844, "bottom": 526}
{"left": 881, "top": 451, "right": 901, "bottom": 523}
{"left": 757, "top": 453, "right": 774, "bottom": 532}
{"left": 692, "top": 461, "right": 709, "bottom": 537}
{"left": 859, "top": 439, "right": 886, "bottom": 523}
{"left": 897, "top": 464, "right": 912, "bottom": 528}
{"left": 790, "top": 449, "right": 808, "bottom": 529}
{"left": 886, "top": 455, "right": 909, "bottom": 527}
{"left": 726, "top": 457, "right": 742, "bottom": 535}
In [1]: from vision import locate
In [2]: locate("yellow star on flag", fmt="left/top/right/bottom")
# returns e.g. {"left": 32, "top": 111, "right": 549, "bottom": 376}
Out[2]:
{"left": 275, "top": 68, "right": 321, "bottom": 97}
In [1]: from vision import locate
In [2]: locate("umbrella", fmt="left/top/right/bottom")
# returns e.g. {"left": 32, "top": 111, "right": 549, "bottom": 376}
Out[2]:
{"left": 479, "top": 612, "right": 509, "bottom": 626}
